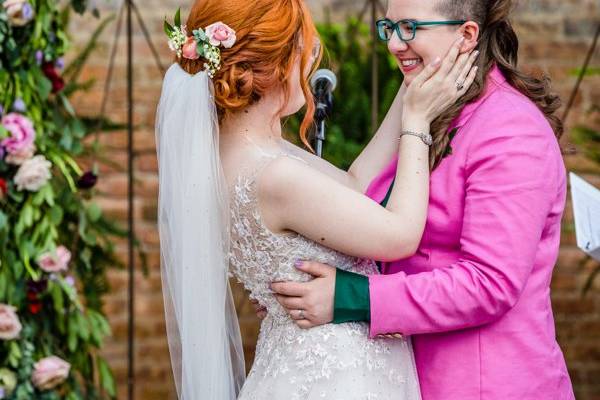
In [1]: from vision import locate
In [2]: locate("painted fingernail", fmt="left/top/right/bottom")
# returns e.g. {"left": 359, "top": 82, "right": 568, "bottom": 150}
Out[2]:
{"left": 294, "top": 260, "right": 304, "bottom": 268}
{"left": 474, "top": 50, "right": 480, "bottom": 57}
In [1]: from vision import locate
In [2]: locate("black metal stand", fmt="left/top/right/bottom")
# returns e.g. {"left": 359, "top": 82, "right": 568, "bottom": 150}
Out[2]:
{"left": 357, "top": 0, "right": 385, "bottom": 133}
{"left": 125, "top": 1, "right": 135, "bottom": 398}
{"left": 314, "top": 90, "right": 333, "bottom": 157}
{"left": 91, "top": 1, "right": 166, "bottom": 398}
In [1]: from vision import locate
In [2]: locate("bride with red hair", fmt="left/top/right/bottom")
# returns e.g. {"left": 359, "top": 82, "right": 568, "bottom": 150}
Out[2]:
{"left": 155, "top": 0, "right": 476, "bottom": 398}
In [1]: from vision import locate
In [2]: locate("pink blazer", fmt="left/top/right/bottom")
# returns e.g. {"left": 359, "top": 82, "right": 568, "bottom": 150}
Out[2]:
{"left": 366, "top": 67, "right": 574, "bottom": 400}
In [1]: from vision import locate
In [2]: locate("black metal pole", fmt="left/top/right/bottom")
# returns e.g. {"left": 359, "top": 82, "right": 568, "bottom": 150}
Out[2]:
{"left": 562, "top": 23, "right": 600, "bottom": 123}
{"left": 126, "top": 0, "right": 135, "bottom": 398}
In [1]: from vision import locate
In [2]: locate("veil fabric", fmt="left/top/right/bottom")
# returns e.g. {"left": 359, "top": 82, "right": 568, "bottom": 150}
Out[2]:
{"left": 155, "top": 63, "right": 245, "bottom": 399}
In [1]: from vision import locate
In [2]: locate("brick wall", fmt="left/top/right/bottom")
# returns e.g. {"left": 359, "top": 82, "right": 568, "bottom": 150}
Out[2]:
{"left": 67, "top": 1, "right": 600, "bottom": 398}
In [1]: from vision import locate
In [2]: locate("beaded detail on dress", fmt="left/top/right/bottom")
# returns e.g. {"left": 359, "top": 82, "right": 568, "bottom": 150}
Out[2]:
{"left": 228, "top": 154, "right": 421, "bottom": 400}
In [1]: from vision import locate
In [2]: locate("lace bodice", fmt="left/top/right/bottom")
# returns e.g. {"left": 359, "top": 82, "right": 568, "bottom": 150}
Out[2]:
{"left": 227, "top": 154, "right": 421, "bottom": 400}
{"left": 228, "top": 155, "right": 378, "bottom": 322}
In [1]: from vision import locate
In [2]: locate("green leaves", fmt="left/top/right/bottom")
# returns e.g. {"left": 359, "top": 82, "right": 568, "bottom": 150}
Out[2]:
{"left": 174, "top": 8, "right": 181, "bottom": 28}
{"left": 0, "top": 2, "right": 124, "bottom": 398}
{"left": 163, "top": 19, "right": 174, "bottom": 37}
{"left": 97, "top": 357, "right": 115, "bottom": 397}
{"left": 164, "top": 8, "right": 182, "bottom": 37}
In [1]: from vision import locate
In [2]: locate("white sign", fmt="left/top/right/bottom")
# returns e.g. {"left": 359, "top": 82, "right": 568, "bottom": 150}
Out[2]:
{"left": 570, "top": 173, "right": 600, "bottom": 261}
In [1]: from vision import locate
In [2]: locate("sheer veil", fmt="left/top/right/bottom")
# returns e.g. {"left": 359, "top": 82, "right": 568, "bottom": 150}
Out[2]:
{"left": 155, "top": 63, "right": 245, "bottom": 399}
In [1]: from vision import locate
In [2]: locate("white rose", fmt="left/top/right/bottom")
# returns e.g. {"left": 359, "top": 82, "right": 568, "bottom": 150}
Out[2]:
{"left": 14, "top": 155, "right": 52, "bottom": 192}
{"left": 3, "top": 0, "right": 35, "bottom": 27}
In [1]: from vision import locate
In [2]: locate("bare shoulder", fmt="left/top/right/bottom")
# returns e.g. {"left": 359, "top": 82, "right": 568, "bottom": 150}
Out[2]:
{"left": 257, "top": 155, "right": 319, "bottom": 203}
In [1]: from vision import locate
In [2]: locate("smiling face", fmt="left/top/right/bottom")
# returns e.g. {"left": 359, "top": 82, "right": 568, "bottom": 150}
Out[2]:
{"left": 386, "top": 0, "right": 464, "bottom": 86}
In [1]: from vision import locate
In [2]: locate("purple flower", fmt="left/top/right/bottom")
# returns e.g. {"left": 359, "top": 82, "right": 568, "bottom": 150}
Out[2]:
{"left": 77, "top": 171, "right": 98, "bottom": 189}
{"left": 35, "top": 50, "right": 43, "bottom": 65}
{"left": 55, "top": 57, "right": 64, "bottom": 70}
{"left": 26, "top": 278, "right": 48, "bottom": 294}
{"left": 21, "top": 2, "right": 33, "bottom": 19}
{"left": 0, "top": 113, "right": 36, "bottom": 155}
{"left": 65, "top": 276, "right": 75, "bottom": 287}
{"left": 12, "top": 98, "right": 26, "bottom": 113}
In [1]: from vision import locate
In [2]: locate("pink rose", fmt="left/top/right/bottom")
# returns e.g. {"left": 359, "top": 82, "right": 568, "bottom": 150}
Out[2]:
{"left": 182, "top": 37, "right": 200, "bottom": 60}
{"left": 0, "top": 304, "right": 22, "bottom": 340}
{"left": 1, "top": 112, "right": 36, "bottom": 156}
{"left": 14, "top": 154, "right": 51, "bottom": 192}
{"left": 205, "top": 22, "right": 236, "bottom": 48}
{"left": 4, "top": 144, "right": 35, "bottom": 165}
{"left": 37, "top": 246, "right": 71, "bottom": 273}
{"left": 31, "top": 356, "right": 70, "bottom": 390}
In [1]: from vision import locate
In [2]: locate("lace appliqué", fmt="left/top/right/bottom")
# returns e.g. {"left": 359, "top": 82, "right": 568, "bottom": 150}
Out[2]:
{"left": 228, "top": 155, "right": 421, "bottom": 400}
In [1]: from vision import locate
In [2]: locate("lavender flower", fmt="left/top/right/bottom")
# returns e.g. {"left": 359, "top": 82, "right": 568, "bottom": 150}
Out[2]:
{"left": 21, "top": 2, "right": 33, "bottom": 19}
{"left": 55, "top": 57, "right": 65, "bottom": 70}
{"left": 35, "top": 50, "right": 44, "bottom": 65}
{"left": 65, "top": 276, "right": 75, "bottom": 287}
{"left": 12, "top": 98, "right": 26, "bottom": 113}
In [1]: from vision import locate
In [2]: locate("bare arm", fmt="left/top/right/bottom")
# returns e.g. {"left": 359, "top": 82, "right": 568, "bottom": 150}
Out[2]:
{"left": 348, "top": 84, "right": 407, "bottom": 193}
{"left": 261, "top": 38, "right": 477, "bottom": 261}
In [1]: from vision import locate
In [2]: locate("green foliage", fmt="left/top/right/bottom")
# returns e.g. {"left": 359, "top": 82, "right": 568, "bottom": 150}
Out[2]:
{"left": 285, "top": 16, "right": 403, "bottom": 170}
{"left": 0, "top": 1, "right": 123, "bottom": 398}
{"left": 570, "top": 68, "right": 600, "bottom": 295}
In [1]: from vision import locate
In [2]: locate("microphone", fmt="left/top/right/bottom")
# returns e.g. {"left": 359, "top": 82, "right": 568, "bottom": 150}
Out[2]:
{"left": 310, "top": 69, "right": 337, "bottom": 157}
{"left": 311, "top": 69, "right": 337, "bottom": 99}
{"left": 310, "top": 69, "right": 337, "bottom": 120}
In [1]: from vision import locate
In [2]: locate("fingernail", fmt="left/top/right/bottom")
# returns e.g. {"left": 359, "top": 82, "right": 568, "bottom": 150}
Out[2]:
{"left": 430, "top": 57, "right": 441, "bottom": 67}
{"left": 474, "top": 50, "right": 480, "bottom": 57}
{"left": 294, "top": 260, "right": 304, "bottom": 268}
{"left": 458, "top": 36, "right": 465, "bottom": 44}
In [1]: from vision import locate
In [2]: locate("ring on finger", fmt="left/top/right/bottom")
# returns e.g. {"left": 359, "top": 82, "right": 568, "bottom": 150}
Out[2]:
{"left": 456, "top": 81, "right": 465, "bottom": 91}
{"left": 297, "top": 309, "right": 305, "bottom": 320}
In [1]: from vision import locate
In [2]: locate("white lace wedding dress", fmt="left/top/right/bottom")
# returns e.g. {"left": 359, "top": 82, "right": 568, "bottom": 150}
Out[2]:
{"left": 227, "top": 153, "right": 422, "bottom": 400}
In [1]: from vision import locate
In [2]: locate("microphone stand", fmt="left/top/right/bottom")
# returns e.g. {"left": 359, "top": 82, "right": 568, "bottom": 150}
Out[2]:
{"left": 314, "top": 88, "right": 333, "bottom": 158}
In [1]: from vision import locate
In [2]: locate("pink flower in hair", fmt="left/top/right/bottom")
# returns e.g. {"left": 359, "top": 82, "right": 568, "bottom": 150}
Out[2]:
{"left": 182, "top": 36, "right": 200, "bottom": 60}
{"left": 205, "top": 22, "right": 236, "bottom": 49}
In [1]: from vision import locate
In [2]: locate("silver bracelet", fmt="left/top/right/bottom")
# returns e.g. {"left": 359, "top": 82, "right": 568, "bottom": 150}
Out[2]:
{"left": 397, "top": 130, "right": 433, "bottom": 146}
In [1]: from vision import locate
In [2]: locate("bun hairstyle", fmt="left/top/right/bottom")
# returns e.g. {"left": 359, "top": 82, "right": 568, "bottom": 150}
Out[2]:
{"left": 431, "top": 0, "right": 563, "bottom": 170}
{"left": 179, "top": 0, "right": 322, "bottom": 150}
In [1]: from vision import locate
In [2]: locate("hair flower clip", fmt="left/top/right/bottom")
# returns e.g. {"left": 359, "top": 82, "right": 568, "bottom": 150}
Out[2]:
{"left": 164, "top": 8, "right": 237, "bottom": 78}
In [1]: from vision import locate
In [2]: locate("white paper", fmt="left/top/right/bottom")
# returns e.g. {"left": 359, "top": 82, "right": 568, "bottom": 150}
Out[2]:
{"left": 570, "top": 173, "right": 600, "bottom": 261}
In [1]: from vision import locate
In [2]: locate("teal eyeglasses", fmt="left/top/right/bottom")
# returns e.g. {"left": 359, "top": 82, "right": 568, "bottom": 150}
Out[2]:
{"left": 376, "top": 18, "right": 466, "bottom": 42}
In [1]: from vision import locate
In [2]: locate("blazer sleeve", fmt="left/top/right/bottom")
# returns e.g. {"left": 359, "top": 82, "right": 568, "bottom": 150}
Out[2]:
{"left": 368, "top": 109, "right": 564, "bottom": 337}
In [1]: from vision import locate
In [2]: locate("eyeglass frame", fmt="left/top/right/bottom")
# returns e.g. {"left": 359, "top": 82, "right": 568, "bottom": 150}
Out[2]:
{"left": 376, "top": 18, "right": 466, "bottom": 42}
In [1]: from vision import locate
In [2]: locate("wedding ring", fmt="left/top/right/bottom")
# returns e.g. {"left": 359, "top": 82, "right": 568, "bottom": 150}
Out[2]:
{"left": 298, "top": 309, "right": 305, "bottom": 319}
{"left": 456, "top": 81, "right": 465, "bottom": 91}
